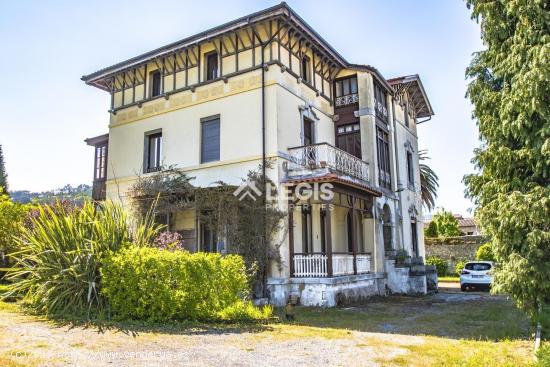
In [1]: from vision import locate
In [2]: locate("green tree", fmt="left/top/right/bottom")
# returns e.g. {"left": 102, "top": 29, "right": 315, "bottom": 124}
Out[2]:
{"left": 464, "top": 0, "right": 550, "bottom": 319}
{"left": 0, "top": 145, "right": 8, "bottom": 195}
{"left": 419, "top": 150, "right": 439, "bottom": 211}
{"left": 0, "top": 193, "right": 28, "bottom": 255}
{"left": 424, "top": 220, "right": 438, "bottom": 238}
{"left": 427, "top": 209, "right": 461, "bottom": 238}
{"left": 476, "top": 243, "right": 495, "bottom": 262}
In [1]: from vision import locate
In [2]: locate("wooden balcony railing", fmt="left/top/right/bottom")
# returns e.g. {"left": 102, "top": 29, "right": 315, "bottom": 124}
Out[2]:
{"left": 292, "top": 253, "right": 372, "bottom": 278}
{"left": 287, "top": 143, "right": 370, "bottom": 184}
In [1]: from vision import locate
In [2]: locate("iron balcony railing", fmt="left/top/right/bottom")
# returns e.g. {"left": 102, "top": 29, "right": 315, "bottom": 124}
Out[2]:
{"left": 335, "top": 93, "right": 359, "bottom": 107}
{"left": 286, "top": 143, "right": 370, "bottom": 184}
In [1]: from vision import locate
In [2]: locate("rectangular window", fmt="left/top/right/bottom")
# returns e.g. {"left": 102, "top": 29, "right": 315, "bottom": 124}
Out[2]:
{"left": 201, "top": 116, "right": 220, "bottom": 163}
{"left": 301, "top": 206, "right": 312, "bottom": 254}
{"left": 320, "top": 209, "right": 326, "bottom": 254}
{"left": 150, "top": 70, "right": 161, "bottom": 97}
{"left": 94, "top": 145, "right": 107, "bottom": 180}
{"left": 336, "top": 123, "right": 361, "bottom": 159}
{"left": 376, "top": 127, "right": 391, "bottom": 189}
{"left": 411, "top": 218, "right": 418, "bottom": 257}
{"left": 301, "top": 55, "right": 311, "bottom": 83}
{"left": 407, "top": 151, "right": 414, "bottom": 187}
{"left": 404, "top": 105, "right": 410, "bottom": 128}
{"left": 144, "top": 132, "right": 162, "bottom": 173}
{"left": 374, "top": 82, "right": 388, "bottom": 121}
{"left": 303, "top": 117, "right": 314, "bottom": 145}
{"left": 206, "top": 52, "right": 218, "bottom": 81}
{"left": 334, "top": 77, "right": 358, "bottom": 98}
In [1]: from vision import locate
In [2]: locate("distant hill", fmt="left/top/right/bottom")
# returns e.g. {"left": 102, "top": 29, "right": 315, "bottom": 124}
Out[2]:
{"left": 10, "top": 184, "right": 92, "bottom": 204}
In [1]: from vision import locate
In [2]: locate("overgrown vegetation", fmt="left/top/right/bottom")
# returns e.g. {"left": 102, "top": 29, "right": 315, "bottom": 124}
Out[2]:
{"left": 476, "top": 243, "right": 495, "bottom": 262}
{"left": 6, "top": 201, "right": 162, "bottom": 317}
{"left": 0, "top": 145, "right": 7, "bottom": 194}
{"left": 426, "top": 256, "right": 448, "bottom": 277}
{"left": 101, "top": 247, "right": 271, "bottom": 321}
{"left": 0, "top": 192, "right": 28, "bottom": 259}
{"left": 464, "top": 0, "right": 550, "bottom": 321}
{"left": 455, "top": 260, "right": 467, "bottom": 276}
{"left": 129, "top": 163, "right": 286, "bottom": 297}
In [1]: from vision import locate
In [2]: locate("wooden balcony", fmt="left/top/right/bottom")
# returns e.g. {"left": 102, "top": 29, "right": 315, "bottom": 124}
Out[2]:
{"left": 286, "top": 143, "right": 370, "bottom": 184}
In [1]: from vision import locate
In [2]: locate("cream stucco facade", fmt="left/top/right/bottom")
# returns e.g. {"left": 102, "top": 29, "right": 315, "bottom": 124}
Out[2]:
{"left": 84, "top": 3, "right": 436, "bottom": 306}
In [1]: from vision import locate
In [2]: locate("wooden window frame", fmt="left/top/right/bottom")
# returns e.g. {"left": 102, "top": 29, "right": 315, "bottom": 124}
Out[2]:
{"left": 143, "top": 130, "right": 162, "bottom": 173}
{"left": 301, "top": 206, "right": 313, "bottom": 254}
{"left": 334, "top": 75, "right": 358, "bottom": 98}
{"left": 205, "top": 51, "right": 219, "bottom": 81}
{"left": 200, "top": 115, "right": 221, "bottom": 164}
{"left": 94, "top": 144, "right": 108, "bottom": 181}
{"left": 411, "top": 217, "right": 418, "bottom": 257}
{"left": 300, "top": 55, "right": 311, "bottom": 84}
{"left": 406, "top": 151, "right": 414, "bottom": 189}
{"left": 376, "top": 127, "right": 392, "bottom": 190}
{"left": 374, "top": 82, "right": 388, "bottom": 122}
{"left": 149, "top": 70, "right": 161, "bottom": 98}
{"left": 303, "top": 116, "right": 315, "bottom": 146}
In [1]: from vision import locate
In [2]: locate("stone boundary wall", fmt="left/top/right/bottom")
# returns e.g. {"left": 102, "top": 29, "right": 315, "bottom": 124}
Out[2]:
{"left": 425, "top": 235, "right": 488, "bottom": 274}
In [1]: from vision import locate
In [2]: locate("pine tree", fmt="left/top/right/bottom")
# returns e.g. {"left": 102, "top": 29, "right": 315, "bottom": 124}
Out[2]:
{"left": 464, "top": 0, "right": 549, "bottom": 319}
{"left": 0, "top": 145, "right": 8, "bottom": 195}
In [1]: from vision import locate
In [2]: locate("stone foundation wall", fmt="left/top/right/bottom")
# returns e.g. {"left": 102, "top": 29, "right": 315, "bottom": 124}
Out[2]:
{"left": 425, "top": 235, "right": 487, "bottom": 273}
{"left": 267, "top": 273, "right": 386, "bottom": 307}
{"left": 385, "top": 259, "right": 428, "bottom": 295}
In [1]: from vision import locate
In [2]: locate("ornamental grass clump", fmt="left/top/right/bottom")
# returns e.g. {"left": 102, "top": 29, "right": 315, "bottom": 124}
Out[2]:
{"left": 6, "top": 201, "right": 162, "bottom": 317}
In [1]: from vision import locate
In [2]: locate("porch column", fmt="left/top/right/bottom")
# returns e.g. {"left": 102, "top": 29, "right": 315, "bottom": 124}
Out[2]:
{"left": 323, "top": 199, "right": 333, "bottom": 277}
{"left": 351, "top": 196, "right": 358, "bottom": 275}
{"left": 288, "top": 199, "right": 295, "bottom": 277}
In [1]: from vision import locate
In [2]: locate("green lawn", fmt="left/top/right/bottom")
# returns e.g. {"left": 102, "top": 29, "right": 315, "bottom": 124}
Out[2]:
{"left": 0, "top": 293, "right": 541, "bottom": 367}
{"left": 439, "top": 276, "right": 460, "bottom": 282}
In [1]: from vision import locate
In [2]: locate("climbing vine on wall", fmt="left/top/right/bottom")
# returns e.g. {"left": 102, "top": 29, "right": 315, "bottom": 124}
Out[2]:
{"left": 129, "top": 163, "right": 286, "bottom": 297}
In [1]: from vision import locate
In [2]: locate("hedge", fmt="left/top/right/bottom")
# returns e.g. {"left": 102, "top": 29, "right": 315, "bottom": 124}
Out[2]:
{"left": 101, "top": 247, "right": 252, "bottom": 321}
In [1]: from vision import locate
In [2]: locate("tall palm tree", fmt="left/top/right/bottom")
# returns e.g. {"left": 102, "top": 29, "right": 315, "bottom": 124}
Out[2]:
{"left": 418, "top": 150, "right": 439, "bottom": 211}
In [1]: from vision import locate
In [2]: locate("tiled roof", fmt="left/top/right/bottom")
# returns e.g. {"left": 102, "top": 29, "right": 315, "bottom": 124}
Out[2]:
{"left": 283, "top": 173, "right": 382, "bottom": 197}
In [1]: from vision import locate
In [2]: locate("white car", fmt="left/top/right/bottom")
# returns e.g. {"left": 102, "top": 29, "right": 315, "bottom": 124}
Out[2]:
{"left": 459, "top": 261, "right": 493, "bottom": 291}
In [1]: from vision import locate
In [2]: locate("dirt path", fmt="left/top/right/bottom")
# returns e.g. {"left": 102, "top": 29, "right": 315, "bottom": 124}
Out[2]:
{"left": 0, "top": 307, "right": 415, "bottom": 367}
{"left": 0, "top": 292, "right": 532, "bottom": 367}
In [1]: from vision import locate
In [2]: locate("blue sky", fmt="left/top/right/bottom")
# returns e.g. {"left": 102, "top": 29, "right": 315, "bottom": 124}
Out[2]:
{"left": 0, "top": 0, "right": 482, "bottom": 215}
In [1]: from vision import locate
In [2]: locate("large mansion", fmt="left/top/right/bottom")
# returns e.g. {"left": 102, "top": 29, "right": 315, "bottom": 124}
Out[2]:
{"left": 83, "top": 3, "right": 435, "bottom": 306}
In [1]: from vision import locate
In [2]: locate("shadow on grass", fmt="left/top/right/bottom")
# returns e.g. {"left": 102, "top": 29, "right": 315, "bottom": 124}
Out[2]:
{"left": 280, "top": 292, "right": 532, "bottom": 342}
{"left": 46, "top": 314, "right": 276, "bottom": 338}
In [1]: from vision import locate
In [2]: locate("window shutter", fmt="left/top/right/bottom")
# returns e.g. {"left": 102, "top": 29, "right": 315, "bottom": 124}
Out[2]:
{"left": 201, "top": 118, "right": 220, "bottom": 163}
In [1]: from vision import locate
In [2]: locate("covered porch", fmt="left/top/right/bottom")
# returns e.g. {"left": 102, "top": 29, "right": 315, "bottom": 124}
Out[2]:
{"left": 286, "top": 178, "right": 383, "bottom": 279}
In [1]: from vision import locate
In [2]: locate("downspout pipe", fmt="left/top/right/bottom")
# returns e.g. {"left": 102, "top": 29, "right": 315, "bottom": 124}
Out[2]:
{"left": 392, "top": 100, "right": 407, "bottom": 253}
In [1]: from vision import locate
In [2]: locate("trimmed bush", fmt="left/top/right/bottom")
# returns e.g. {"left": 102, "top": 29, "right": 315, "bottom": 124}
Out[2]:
{"left": 101, "top": 247, "right": 256, "bottom": 321}
{"left": 426, "top": 256, "right": 448, "bottom": 277}
{"left": 476, "top": 243, "right": 495, "bottom": 262}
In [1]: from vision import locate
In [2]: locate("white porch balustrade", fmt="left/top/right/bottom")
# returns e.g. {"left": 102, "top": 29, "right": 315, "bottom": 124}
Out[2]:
{"left": 292, "top": 253, "right": 372, "bottom": 277}
{"left": 293, "top": 254, "right": 328, "bottom": 277}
